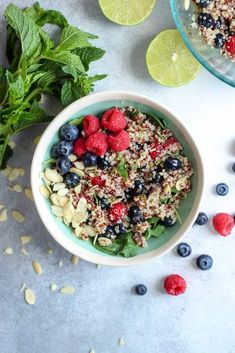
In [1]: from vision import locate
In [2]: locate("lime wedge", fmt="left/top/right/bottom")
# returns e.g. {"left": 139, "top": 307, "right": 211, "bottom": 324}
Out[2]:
{"left": 99, "top": 0, "right": 156, "bottom": 26}
{"left": 146, "top": 29, "right": 201, "bottom": 87}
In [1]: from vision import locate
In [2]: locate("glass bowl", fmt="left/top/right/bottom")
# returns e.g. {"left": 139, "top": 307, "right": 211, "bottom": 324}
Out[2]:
{"left": 170, "top": 0, "right": 235, "bottom": 87}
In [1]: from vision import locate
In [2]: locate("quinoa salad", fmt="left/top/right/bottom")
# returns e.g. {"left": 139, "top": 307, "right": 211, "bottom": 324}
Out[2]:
{"left": 192, "top": 0, "right": 235, "bottom": 60}
{"left": 40, "top": 107, "right": 193, "bottom": 257}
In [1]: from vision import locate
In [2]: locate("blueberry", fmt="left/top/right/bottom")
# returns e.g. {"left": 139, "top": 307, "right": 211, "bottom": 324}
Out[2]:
{"left": 82, "top": 152, "right": 97, "bottom": 167}
{"left": 159, "top": 216, "right": 176, "bottom": 227}
{"left": 177, "top": 242, "right": 192, "bottom": 257}
{"left": 104, "top": 225, "right": 115, "bottom": 238}
{"left": 135, "top": 284, "right": 147, "bottom": 296}
{"left": 97, "top": 156, "right": 110, "bottom": 170}
{"left": 195, "top": 212, "right": 208, "bottom": 225}
{"left": 229, "top": 31, "right": 235, "bottom": 36}
{"left": 128, "top": 206, "right": 143, "bottom": 224}
{"left": 196, "top": 254, "right": 213, "bottom": 271}
{"left": 163, "top": 157, "right": 182, "bottom": 171}
{"left": 232, "top": 163, "right": 235, "bottom": 172}
{"left": 60, "top": 124, "right": 79, "bottom": 141}
{"left": 131, "top": 180, "right": 145, "bottom": 196}
{"left": 65, "top": 172, "right": 80, "bottom": 188}
{"left": 57, "top": 140, "right": 73, "bottom": 156}
{"left": 50, "top": 144, "right": 60, "bottom": 158}
{"left": 152, "top": 169, "right": 163, "bottom": 184}
{"left": 114, "top": 223, "right": 126, "bottom": 236}
{"left": 216, "top": 183, "right": 229, "bottom": 196}
{"left": 214, "top": 34, "right": 225, "bottom": 49}
{"left": 56, "top": 157, "right": 72, "bottom": 174}
{"left": 98, "top": 196, "right": 110, "bottom": 210}
{"left": 196, "top": 0, "right": 210, "bottom": 8}
{"left": 125, "top": 189, "right": 133, "bottom": 201}
{"left": 198, "top": 13, "right": 214, "bottom": 28}
{"left": 214, "top": 17, "right": 222, "bottom": 29}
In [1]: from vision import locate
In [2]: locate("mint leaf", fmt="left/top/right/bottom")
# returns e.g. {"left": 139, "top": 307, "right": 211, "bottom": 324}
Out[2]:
{"left": 74, "top": 47, "right": 105, "bottom": 71}
{"left": 56, "top": 25, "right": 97, "bottom": 52}
{"left": 6, "top": 25, "right": 21, "bottom": 69}
{"left": 6, "top": 71, "right": 25, "bottom": 106}
{"left": 42, "top": 50, "right": 85, "bottom": 72}
{"left": 0, "top": 66, "right": 8, "bottom": 104}
{"left": 5, "top": 4, "right": 42, "bottom": 59}
{"left": 25, "top": 2, "right": 68, "bottom": 28}
{"left": 116, "top": 154, "right": 129, "bottom": 180}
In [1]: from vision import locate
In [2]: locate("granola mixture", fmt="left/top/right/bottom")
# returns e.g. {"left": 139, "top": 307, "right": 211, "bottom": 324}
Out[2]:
{"left": 193, "top": 0, "right": 235, "bottom": 61}
{"left": 40, "top": 107, "right": 193, "bottom": 257}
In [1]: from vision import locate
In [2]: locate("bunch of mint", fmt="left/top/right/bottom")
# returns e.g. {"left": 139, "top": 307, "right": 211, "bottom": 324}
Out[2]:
{"left": 0, "top": 2, "right": 106, "bottom": 168}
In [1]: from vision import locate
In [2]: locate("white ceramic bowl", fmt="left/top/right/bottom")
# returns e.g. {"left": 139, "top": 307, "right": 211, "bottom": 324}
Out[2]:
{"left": 31, "top": 91, "right": 204, "bottom": 266}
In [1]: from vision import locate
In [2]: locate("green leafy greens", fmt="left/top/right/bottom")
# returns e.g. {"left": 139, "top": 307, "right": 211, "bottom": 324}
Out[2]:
{"left": 0, "top": 2, "right": 106, "bottom": 168}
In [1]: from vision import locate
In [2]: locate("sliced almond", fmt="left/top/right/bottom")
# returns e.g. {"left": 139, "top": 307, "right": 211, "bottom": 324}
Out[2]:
{"left": 45, "top": 168, "right": 63, "bottom": 183}
{"left": 47, "top": 248, "right": 53, "bottom": 255}
{"left": 83, "top": 224, "right": 96, "bottom": 237}
{"left": 0, "top": 209, "right": 7, "bottom": 222}
{"left": 57, "top": 188, "right": 69, "bottom": 197}
{"left": 63, "top": 202, "right": 74, "bottom": 218}
{"left": 50, "top": 283, "right": 57, "bottom": 292}
{"left": 89, "top": 350, "right": 96, "bottom": 353}
{"left": 24, "top": 288, "right": 35, "bottom": 305}
{"left": 176, "top": 178, "right": 187, "bottom": 191}
{"left": 68, "top": 154, "right": 77, "bottom": 162}
{"left": 72, "top": 212, "right": 88, "bottom": 227}
{"left": 118, "top": 338, "right": 125, "bottom": 346}
{"left": 8, "top": 168, "right": 20, "bottom": 181}
{"left": 71, "top": 255, "right": 79, "bottom": 266}
{"left": 58, "top": 260, "right": 63, "bottom": 267}
{"left": 13, "top": 184, "right": 23, "bottom": 192}
{"left": 74, "top": 161, "right": 84, "bottom": 170}
{"left": 1, "top": 165, "right": 12, "bottom": 176}
{"left": 69, "top": 167, "right": 85, "bottom": 178}
{"left": 53, "top": 183, "right": 66, "bottom": 192}
{"left": 76, "top": 197, "right": 87, "bottom": 213}
{"left": 51, "top": 205, "right": 63, "bottom": 217}
{"left": 50, "top": 193, "right": 60, "bottom": 206}
{"left": 74, "top": 184, "right": 81, "bottom": 193}
{"left": 74, "top": 226, "right": 83, "bottom": 237}
{"left": 21, "top": 248, "right": 29, "bottom": 256}
{"left": 20, "top": 236, "right": 31, "bottom": 245}
{"left": 25, "top": 188, "right": 34, "bottom": 201}
{"left": 60, "top": 286, "right": 75, "bottom": 295}
{"left": 58, "top": 196, "right": 69, "bottom": 207}
{"left": 9, "top": 140, "right": 16, "bottom": 149}
{"left": 33, "top": 135, "right": 41, "bottom": 145}
{"left": 98, "top": 237, "right": 112, "bottom": 247}
{"left": 39, "top": 185, "right": 50, "bottom": 198}
{"left": 20, "top": 283, "right": 26, "bottom": 292}
{"left": 164, "top": 185, "right": 171, "bottom": 194}
{"left": 32, "top": 260, "right": 42, "bottom": 275}
{"left": 18, "top": 168, "right": 25, "bottom": 176}
{"left": 4, "top": 247, "right": 13, "bottom": 255}
{"left": 12, "top": 210, "right": 25, "bottom": 223}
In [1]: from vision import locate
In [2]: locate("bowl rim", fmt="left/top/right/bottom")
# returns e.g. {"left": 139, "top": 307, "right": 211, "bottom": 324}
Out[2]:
{"left": 170, "top": 0, "right": 235, "bottom": 88}
{"left": 31, "top": 90, "right": 204, "bottom": 266}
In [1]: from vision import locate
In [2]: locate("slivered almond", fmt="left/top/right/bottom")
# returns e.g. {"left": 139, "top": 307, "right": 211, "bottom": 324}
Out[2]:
{"left": 12, "top": 210, "right": 25, "bottom": 223}
{"left": 24, "top": 188, "right": 34, "bottom": 201}
{"left": 60, "top": 286, "right": 75, "bottom": 295}
{"left": 45, "top": 168, "right": 63, "bottom": 183}
{"left": 40, "top": 185, "right": 50, "bottom": 198}
{"left": 32, "top": 260, "right": 42, "bottom": 275}
{"left": 20, "top": 236, "right": 31, "bottom": 245}
{"left": 0, "top": 209, "right": 7, "bottom": 222}
{"left": 24, "top": 288, "right": 35, "bottom": 305}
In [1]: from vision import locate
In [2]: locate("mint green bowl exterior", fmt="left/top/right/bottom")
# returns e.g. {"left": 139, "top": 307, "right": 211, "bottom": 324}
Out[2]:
{"left": 31, "top": 91, "right": 204, "bottom": 266}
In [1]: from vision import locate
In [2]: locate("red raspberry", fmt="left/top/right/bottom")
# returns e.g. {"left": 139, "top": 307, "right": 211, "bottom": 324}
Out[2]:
{"left": 212, "top": 213, "right": 234, "bottom": 236}
{"left": 225, "top": 35, "right": 235, "bottom": 58}
{"left": 101, "top": 108, "right": 127, "bottom": 132}
{"left": 109, "top": 202, "right": 127, "bottom": 222}
{"left": 149, "top": 141, "right": 164, "bottom": 159}
{"left": 107, "top": 130, "right": 130, "bottom": 152}
{"left": 86, "top": 131, "right": 108, "bottom": 156}
{"left": 83, "top": 115, "right": 100, "bottom": 136}
{"left": 164, "top": 274, "right": 187, "bottom": 296}
{"left": 163, "top": 137, "right": 178, "bottom": 149}
{"left": 91, "top": 176, "right": 105, "bottom": 186}
{"left": 73, "top": 137, "right": 87, "bottom": 157}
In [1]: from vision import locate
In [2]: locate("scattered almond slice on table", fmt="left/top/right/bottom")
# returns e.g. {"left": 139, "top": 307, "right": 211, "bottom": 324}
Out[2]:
{"left": 24, "top": 188, "right": 33, "bottom": 201}
{"left": 3, "top": 247, "right": 13, "bottom": 255}
{"left": 32, "top": 260, "right": 43, "bottom": 275}
{"left": 1, "top": 165, "right": 12, "bottom": 176}
{"left": 60, "top": 286, "right": 75, "bottom": 295}
{"left": 118, "top": 337, "right": 125, "bottom": 346}
{"left": 12, "top": 210, "right": 25, "bottom": 223}
{"left": 24, "top": 288, "right": 36, "bottom": 305}
{"left": 12, "top": 184, "right": 23, "bottom": 192}
{"left": 0, "top": 208, "right": 7, "bottom": 222}
{"left": 50, "top": 283, "right": 57, "bottom": 292}
{"left": 21, "top": 248, "right": 29, "bottom": 256}
{"left": 71, "top": 255, "right": 79, "bottom": 266}
{"left": 39, "top": 184, "right": 50, "bottom": 198}
{"left": 20, "top": 236, "right": 31, "bottom": 245}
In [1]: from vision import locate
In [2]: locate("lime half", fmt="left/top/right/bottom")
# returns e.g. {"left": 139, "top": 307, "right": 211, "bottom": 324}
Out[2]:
{"left": 99, "top": 0, "right": 156, "bottom": 26}
{"left": 146, "top": 29, "right": 201, "bottom": 87}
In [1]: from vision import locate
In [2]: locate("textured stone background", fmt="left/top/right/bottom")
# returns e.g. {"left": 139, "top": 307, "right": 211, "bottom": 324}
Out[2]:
{"left": 0, "top": 1, "right": 235, "bottom": 353}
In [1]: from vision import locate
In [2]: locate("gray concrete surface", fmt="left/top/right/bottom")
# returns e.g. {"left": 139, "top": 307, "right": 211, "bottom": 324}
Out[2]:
{"left": 1, "top": 1, "right": 235, "bottom": 353}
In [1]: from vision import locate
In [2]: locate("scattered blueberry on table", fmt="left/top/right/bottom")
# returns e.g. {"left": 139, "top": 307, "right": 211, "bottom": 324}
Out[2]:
{"left": 135, "top": 284, "right": 147, "bottom": 296}
{"left": 177, "top": 243, "right": 192, "bottom": 258}
{"left": 194, "top": 212, "right": 208, "bottom": 225}
{"left": 196, "top": 255, "right": 213, "bottom": 271}
{"left": 216, "top": 183, "right": 229, "bottom": 196}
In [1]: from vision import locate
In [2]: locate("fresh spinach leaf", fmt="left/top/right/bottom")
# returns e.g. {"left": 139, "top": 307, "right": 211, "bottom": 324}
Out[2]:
{"left": 145, "top": 224, "right": 166, "bottom": 239}
{"left": 69, "top": 116, "right": 84, "bottom": 127}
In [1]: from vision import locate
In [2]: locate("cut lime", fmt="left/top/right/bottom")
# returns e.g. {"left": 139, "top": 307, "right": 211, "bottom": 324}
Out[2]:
{"left": 146, "top": 29, "right": 201, "bottom": 87}
{"left": 99, "top": 0, "right": 156, "bottom": 26}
